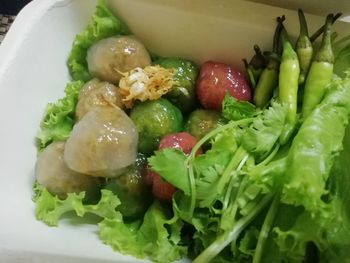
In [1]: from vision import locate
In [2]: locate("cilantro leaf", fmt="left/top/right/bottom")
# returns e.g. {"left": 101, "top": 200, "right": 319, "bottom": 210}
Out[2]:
{"left": 241, "top": 101, "right": 287, "bottom": 162}
{"left": 222, "top": 94, "right": 256, "bottom": 121}
{"left": 148, "top": 148, "right": 190, "bottom": 195}
{"left": 194, "top": 128, "right": 239, "bottom": 207}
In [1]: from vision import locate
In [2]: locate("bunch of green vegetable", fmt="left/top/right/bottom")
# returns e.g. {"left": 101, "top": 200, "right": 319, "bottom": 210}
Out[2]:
{"left": 32, "top": 1, "right": 350, "bottom": 263}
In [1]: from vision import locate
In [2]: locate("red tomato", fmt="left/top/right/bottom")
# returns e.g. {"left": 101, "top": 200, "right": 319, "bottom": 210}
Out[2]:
{"left": 159, "top": 132, "right": 202, "bottom": 156}
{"left": 196, "top": 61, "right": 252, "bottom": 111}
{"left": 146, "top": 169, "right": 177, "bottom": 202}
{"left": 147, "top": 132, "right": 202, "bottom": 202}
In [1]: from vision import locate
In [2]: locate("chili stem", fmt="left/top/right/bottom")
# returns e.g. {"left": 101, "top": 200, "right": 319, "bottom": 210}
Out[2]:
{"left": 296, "top": 9, "right": 313, "bottom": 85}
{"left": 310, "top": 12, "right": 342, "bottom": 42}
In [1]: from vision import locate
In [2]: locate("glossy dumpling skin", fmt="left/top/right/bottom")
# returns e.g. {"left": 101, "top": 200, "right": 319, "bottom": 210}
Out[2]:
{"left": 64, "top": 106, "right": 138, "bottom": 177}
{"left": 87, "top": 36, "right": 151, "bottom": 84}
{"left": 35, "top": 141, "right": 100, "bottom": 199}
{"left": 75, "top": 78, "right": 124, "bottom": 121}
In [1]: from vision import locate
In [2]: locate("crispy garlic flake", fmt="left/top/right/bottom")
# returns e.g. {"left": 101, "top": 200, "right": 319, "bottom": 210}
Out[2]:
{"left": 118, "top": 65, "right": 178, "bottom": 108}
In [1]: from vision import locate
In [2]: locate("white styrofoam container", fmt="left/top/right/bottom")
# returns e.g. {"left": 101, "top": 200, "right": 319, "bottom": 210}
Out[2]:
{"left": 0, "top": 0, "right": 349, "bottom": 262}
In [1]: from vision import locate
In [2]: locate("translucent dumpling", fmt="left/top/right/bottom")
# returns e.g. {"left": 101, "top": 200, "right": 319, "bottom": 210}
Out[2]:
{"left": 87, "top": 35, "right": 151, "bottom": 84}
{"left": 64, "top": 106, "right": 138, "bottom": 177}
{"left": 35, "top": 141, "right": 101, "bottom": 199}
{"left": 75, "top": 78, "right": 124, "bottom": 121}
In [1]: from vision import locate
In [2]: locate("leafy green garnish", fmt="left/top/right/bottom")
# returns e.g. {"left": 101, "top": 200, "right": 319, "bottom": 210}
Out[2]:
{"left": 146, "top": 74, "right": 350, "bottom": 263}
{"left": 319, "top": 124, "right": 350, "bottom": 263}
{"left": 241, "top": 101, "right": 287, "bottom": 162}
{"left": 100, "top": 202, "right": 186, "bottom": 263}
{"left": 222, "top": 94, "right": 256, "bottom": 121}
{"left": 67, "top": 0, "right": 130, "bottom": 81}
{"left": 33, "top": 182, "right": 120, "bottom": 226}
{"left": 333, "top": 36, "right": 350, "bottom": 78}
{"left": 36, "top": 81, "right": 83, "bottom": 150}
{"left": 281, "top": 77, "right": 350, "bottom": 216}
{"left": 148, "top": 148, "right": 190, "bottom": 195}
{"left": 33, "top": 182, "right": 186, "bottom": 263}
{"left": 36, "top": 0, "right": 131, "bottom": 152}
{"left": 32, "top": 1, "right": 350, "bottom": 260}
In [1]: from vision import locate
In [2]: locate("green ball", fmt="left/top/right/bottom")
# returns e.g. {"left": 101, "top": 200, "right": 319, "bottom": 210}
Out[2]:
{"left": 130, "top": 98, "right": 183, "bottom": 155}
{"left": 153, "top": 57, "right": 199, "bottom": 113}
{"left": 105, "top": 154, "right": 152, "bottom": 218}
{"left": 185, "top": 109, "right": 226, "bottom": 141}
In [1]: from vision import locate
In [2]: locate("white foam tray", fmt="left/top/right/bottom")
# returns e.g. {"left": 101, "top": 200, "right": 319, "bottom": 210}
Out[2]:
{"left": 0, "top": 0, "right": 349, "bottom": 262}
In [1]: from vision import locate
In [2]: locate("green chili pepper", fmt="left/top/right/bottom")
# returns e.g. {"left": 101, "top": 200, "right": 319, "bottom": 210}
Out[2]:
{"left": 295, "top": 9, "right": 313, "bottom": 85}
{"left": 243, "top": 45, "right": 266, "bottom": 88}
{"left": 243, "top": 59, "right": 257, "bottom": 88}
{"left": 253, "top": 16, "right": 285, "bottom": 108}
{"left": 252, "top": 59, "right": 279, "bottom": 108}
{"left": 278, "top": 27, "right": 300, "bottom": 144}
{"left": 302, "top": 14, "right": 334, "bottom": 119}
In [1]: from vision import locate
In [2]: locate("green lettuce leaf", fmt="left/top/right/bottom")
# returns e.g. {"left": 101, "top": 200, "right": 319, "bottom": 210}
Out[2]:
{"left": 258, "top": 204, "right": 303, "bottom": 263}
{"left": 273, "top": 209, "right": 327, "bottom": 261}
{"left": 36, "top": 81, "right": 84, "bottom": 150}
{"left": 67, "top": 0, "right": 130, "bottom": 81}
{"left": 33, "top": 183, "right": 186, "bottom": 262}
{"left": 337, "top": 123, "right": 350, "bottom": 220}
{"left": 282, "top": 76, "right": 350, "bottom": 216}
{"left": 320, "top": 124, "right": 350, "bottom": 263}
{"left": 237, "top": 226, "right": 259, "bottom": 257}
{"left": 99, "top": 201, "right": 187, "bottom": 263}
{"left": 33, "top": 183, "right": 121, "bottom": 226}
{"left": 333, "top": 36, "right": 350, "bottom": 78}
